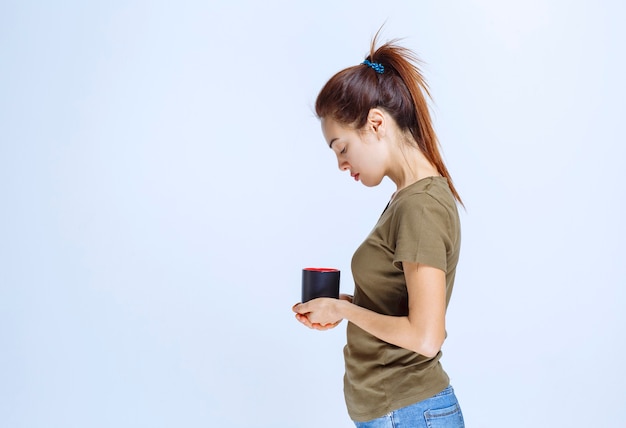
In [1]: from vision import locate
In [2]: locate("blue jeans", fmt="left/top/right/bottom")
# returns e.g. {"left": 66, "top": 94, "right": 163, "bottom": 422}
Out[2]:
{"left": 353, "top": 385, "right": 464, "bottom": 428}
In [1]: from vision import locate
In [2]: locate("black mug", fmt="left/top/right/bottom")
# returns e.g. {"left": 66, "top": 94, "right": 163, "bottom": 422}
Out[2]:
{"left": 301, "top": 268, "right": 340, "bottom": 303}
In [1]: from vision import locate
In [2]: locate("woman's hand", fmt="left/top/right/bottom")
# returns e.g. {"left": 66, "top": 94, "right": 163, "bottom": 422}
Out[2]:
{"left": 292, "top": 296, "right": 348, "bottom": 330}
{"left": 338, "top": 293, "right": 353, "bottom": 303}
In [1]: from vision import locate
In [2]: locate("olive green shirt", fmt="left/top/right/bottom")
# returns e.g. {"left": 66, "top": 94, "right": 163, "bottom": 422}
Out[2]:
{"left": 344, "top": 176, "right": 461, "bottom": 422}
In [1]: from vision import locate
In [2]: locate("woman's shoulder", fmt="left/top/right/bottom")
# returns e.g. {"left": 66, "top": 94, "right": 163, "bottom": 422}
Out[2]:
{"left": 395, "top": 177, "right": 452, "bottom": 207}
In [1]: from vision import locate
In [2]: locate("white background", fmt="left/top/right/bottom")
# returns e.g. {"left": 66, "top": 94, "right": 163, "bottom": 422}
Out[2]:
{"left": 1, "top": 1, "right": 625, "bottom": 427}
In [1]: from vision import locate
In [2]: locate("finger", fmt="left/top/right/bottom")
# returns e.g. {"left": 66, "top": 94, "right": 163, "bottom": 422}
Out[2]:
{"left": 314, "top": 323, "right": 334, "bottom": 330}
{"left": 293, "top": 302, "right": 309, "bottom": 314}
{"left": 312, "top": 320, "right": 341, "bottom": 330}
{"left": 295, "top": 313, "right": 314, "bottom": 328}
{"left": 339, "top": 294, "right": 353, "bottom": 303}
{"left": 323, "top": 321, "right": 341, "bottom": 329}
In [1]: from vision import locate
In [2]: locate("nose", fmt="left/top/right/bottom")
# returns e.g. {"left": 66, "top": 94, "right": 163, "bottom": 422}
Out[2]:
{"left": 338, "top": 158, "right": 349, "bottom": 172}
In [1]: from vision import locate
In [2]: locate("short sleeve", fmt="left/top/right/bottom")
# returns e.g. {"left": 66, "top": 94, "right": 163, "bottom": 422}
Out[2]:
{"left": 392, "top": 193, "right": 451, "bottom": 272}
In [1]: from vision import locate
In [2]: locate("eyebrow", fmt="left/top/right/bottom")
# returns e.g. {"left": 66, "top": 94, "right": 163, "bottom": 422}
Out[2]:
{"left": 328, "top": 138, "right": 339, "bottom": 148}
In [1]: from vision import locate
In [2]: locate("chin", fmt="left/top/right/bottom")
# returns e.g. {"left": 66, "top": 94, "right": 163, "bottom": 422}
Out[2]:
{"left": 362, "top": 177, "right": 383, "bottom": 188}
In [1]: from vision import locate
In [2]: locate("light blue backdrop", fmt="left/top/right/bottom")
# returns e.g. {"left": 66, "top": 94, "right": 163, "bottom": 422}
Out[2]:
{"left": 1, "top": 1, "right": 624, "bottom": 427}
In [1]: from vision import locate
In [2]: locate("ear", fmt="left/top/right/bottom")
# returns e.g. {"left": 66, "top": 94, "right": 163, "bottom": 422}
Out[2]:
{"left": 366, "top": 108, "right": 386, "bottom": 138}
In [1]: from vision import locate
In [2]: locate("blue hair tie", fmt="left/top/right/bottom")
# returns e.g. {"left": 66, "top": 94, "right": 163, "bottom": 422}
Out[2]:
{"left": 362, "top": 59, "right": 384, "bottom": 74}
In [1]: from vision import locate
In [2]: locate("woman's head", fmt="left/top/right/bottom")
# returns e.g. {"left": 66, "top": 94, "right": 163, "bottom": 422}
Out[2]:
{"left": 315, "top": 33, "right": 463, "bottom": 205}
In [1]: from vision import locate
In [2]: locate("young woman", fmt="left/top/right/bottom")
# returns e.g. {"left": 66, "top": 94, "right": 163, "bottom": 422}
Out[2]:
{"left": 292, "top": 33, "right": 465, "bottom": 428}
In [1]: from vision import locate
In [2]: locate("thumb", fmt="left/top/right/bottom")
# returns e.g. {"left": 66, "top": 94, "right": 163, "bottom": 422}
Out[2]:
{"left": 293, "top": 302, "right": 309, "bottom": 314}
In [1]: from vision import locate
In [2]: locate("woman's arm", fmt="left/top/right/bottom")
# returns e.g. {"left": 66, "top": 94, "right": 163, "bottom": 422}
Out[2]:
{"left": 293, "top": 262, "right": 446, "bottom": 358}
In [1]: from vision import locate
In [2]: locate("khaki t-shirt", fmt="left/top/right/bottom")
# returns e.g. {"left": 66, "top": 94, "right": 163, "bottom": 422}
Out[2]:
{"left": 344, "top": 176, "right": 461, "bottom": 422}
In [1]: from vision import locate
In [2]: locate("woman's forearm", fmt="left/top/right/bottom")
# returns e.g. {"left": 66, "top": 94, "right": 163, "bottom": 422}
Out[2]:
{"left": 338, "top": 300, "right": 443, "bottom": 358}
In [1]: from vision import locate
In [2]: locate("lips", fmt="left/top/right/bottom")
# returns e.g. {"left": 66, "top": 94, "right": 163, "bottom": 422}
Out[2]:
{"left": 351, "top": 172, "right": 359, "bottom": 181}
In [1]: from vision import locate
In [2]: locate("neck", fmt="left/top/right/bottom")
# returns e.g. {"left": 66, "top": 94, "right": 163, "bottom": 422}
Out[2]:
{"left": 387, "top": 140, "right": 440, "bottom": 193}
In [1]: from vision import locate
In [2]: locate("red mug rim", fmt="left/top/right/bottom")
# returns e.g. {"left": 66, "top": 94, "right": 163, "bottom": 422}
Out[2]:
{"left": 303, "top": 267, "right": 339, "bottom": 272}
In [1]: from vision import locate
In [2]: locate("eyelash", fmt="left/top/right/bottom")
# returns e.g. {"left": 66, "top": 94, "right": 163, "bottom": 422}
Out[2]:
{"left": 340, "top": 147, "right": 346, "bottom": 154}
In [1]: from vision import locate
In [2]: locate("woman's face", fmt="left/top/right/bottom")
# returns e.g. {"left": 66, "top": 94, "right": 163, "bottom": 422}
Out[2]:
{"left": 320, "top": 117, "right": 388, "bottom": 187}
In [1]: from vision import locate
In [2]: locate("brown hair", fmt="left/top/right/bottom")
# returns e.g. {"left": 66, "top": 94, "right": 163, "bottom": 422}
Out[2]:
{"left": 315, "top": 32, "right": 463, "bottom": 206}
